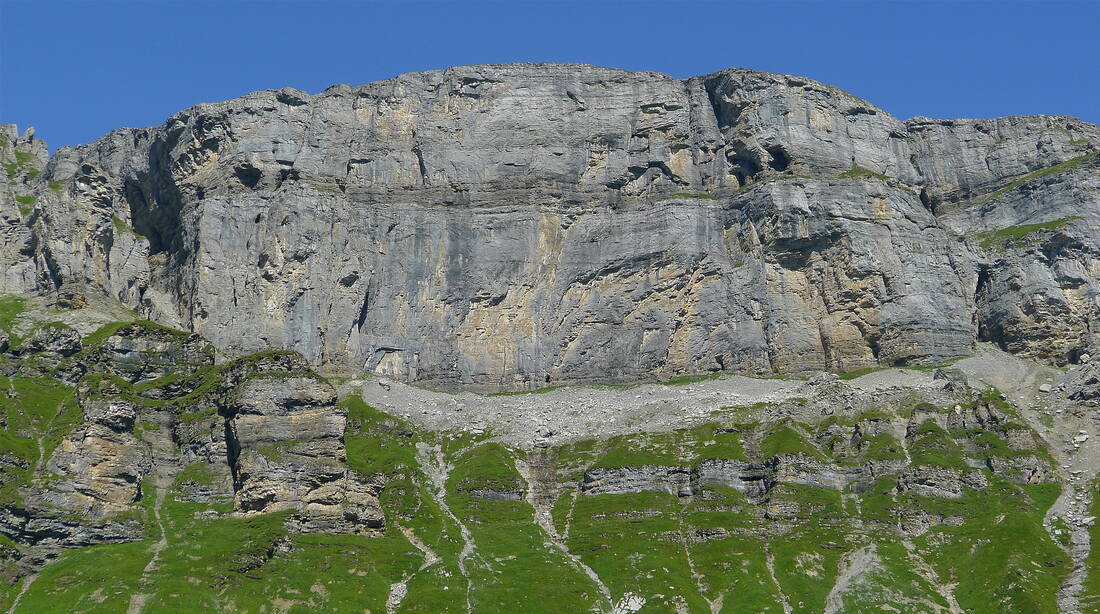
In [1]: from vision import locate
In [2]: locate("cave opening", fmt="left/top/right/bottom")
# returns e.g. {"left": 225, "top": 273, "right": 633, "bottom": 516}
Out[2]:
{"left": 765, "top": 146, "right": 791, "bottom": 172}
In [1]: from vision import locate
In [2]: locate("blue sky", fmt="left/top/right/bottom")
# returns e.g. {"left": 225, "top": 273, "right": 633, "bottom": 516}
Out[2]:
{"left": 2, "top": 0, "right": 1098, "bottom": 150}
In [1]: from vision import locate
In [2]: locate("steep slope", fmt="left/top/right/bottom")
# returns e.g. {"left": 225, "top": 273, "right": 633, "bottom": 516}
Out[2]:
{"left": 3, "top": 64, "right": 1099, "bottom": 391}
{"left": 0, "top": 299, "right": 1090, "bottom": 613}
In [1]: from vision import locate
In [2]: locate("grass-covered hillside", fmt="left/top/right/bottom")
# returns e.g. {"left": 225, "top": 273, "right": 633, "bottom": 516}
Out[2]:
{"left": 0, "top": 295, "right": 1088, "bottom": 613}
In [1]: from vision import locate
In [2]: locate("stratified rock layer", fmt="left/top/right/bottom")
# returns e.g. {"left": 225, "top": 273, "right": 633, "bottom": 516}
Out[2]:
{"left": 2, "top": 64, "right": 1099, "bottom": 390}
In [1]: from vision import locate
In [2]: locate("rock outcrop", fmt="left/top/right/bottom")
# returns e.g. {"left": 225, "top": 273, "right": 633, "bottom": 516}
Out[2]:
{"left": 227, "top": 375, "right": 384, "bottom": 533}
{"left": 2, "top": 64, "right": 1098, "bottom": 392}
{"left": 0, "top": 322, "right": 383, "bottom": 550}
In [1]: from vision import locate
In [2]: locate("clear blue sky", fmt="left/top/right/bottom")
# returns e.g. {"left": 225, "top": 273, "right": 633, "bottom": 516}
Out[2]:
{"left": 2, "top": 0, "right": 1098, "bottom": 150}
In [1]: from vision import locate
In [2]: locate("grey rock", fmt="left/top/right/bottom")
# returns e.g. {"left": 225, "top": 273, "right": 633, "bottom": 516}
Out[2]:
{"left": 2, "top": 64, "right": 1099, "bottom": 390}
{"left": 59, "top": 321, "right": 214, "bottom": 384}
{"left": 896, "top": 465, "right": 988, "bottom": 499}
{"left": 582, "top": 465, "right": 693, "bottom": 497}
{"left": 18, "top": 325, "right": 81, "bottom": 359}
{"left": 985, "top": 455, "right": 1055, "bottom": 484}
{"left": 933, "top": 367, "right": 968, "bottom": 392}
{"left": 227, "top": 375, "right": 384, "bottom": 534}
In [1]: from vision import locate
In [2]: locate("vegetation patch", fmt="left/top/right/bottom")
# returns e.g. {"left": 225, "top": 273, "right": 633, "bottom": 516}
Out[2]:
{"left": 839, "top": 163, "right": 890, "bottom": 181}
{"left": 592, "top": 431, "right": 681, "bottom": 469}
{"left": 759, "top": 424, "right": 825, "bottom": 461}
{"left": 981, "top": 152, "right": 1098, "bottom": 204}
{"left": 111, "top": 215, "right": 145, "bottom": 238}
{"left": 974, "top": 216, "right": 1081, "bottom": 250}
{"left": 908, "top": 419, "right": 968, "bottom": 470}
{"left": 659, "top": 372, "right": 724, "bottom": 386}
{"left": 13, "top": 195, "right": 35, "bottom": 216}
{"left": 3, "top": 152, "right": 39, "bottom": 181}
{"left": 342, "top": 395, "right": 419, "bottom": 478}
{"left": 0, "top": 376, "right": 83, "bottom": 505}
{"left": 0, "top": 295, "right": 26, "bottom": 334}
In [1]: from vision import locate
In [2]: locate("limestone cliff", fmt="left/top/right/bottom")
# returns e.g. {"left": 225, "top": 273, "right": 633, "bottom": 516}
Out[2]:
{"left": 2, "top": 64, "right": 1098, "bottom": 392}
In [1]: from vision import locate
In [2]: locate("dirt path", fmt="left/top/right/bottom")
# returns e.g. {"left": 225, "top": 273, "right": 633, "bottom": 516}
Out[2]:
{"left": 6, "top": 572, "right": 37, "bottom": 614}
{"left": 1045, "top": 422, "right": 1097, "bottom": 614}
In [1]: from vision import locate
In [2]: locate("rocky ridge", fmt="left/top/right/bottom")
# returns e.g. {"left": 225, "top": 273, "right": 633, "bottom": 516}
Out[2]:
{"left": 2, "top": 64, "right": 1099, "bottom": 391}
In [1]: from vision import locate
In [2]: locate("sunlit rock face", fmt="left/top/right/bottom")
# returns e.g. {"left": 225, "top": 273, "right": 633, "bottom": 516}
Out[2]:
{"left": 3, "top": 64, "right": 1099, "bottom": 390}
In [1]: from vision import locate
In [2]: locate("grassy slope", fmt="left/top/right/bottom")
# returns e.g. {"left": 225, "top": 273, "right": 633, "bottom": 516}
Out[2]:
{"left": 0, "top": 333, "right": 1071, "bottom": 614}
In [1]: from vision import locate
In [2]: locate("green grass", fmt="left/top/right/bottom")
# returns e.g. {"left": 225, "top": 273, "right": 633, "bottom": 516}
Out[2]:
{"left": 659, "top": 372, "right": 724, "bottom": 386}
{"left": 821, "top": 539, "right": 954, "bottom": 613}
{"left": 174, "top": 462, "right": 217, "bottom": 488}
{"left": 974, "top": 216, "right": 1081, "bottom": 250}
{"left": 0, "top": 376, "right": 83, "bottom": 509}
{"left": 681, "top": 487, "right": 785, "bottom": 612}
{"left": 13, "top": 195, "right": 35, "bottom": 216}
{"left": 861, "top": 433, "right": 908, "bottom": 462}
{"left": 449, "top": 443, "right": 524, "bottom": 494}
{"left": 81, "top": 321, "right": 134, "bottom": 347}
{"left": 767, "top": 485, "right": 851, "bottom": 612}
{"left": 343, "top": 395, "right": 421, "bottom": 479}
{"left": 592, "top": 431, "right": 681, "bottom": 469}
{"left": 132, "top": 494, "right": 422, "bottom": 613}
{"left": 0, "top": 318, "right": 1077, "bottom": 612}
{"left": 911, "top": 480, "right": 1068, "bottom": 614}
{"left": 759, "top": 424, "right": 825, "bottom": 461}
{"left": 111, "top": 215, "right": 145, "bottom": 238}
{"left": 4, "top": 152, "right": 39, "bottom": 182}
{"left": 692, "top": 425, "right": 748, "bottom": 462}
{"left": 958, "top": 428, "right": 1032, "bottom": 460}
{"left": 0, "top": 295, "right": 26, "bottom": 333}
{"left": 564, "top": 490, "right": 710, "bottom": 612}
{"left": 981, "top": 152, "right": 1098, "bottom": 204}
{"left": 1083, "top": 480, "right": 1100, "bottom": 611}
{"left": 13, "top": 540, "right": 154, "bottom": 612}
{"left": 908, "top": 419, "right": 968, "bottom": 470}
{"left": 446, "top": 444, "right": 603, "bottom": 613}
{"left": 1051, "top": 515, "right": 1072, "bottom": 548}
{"left": 904, "top": 356, "right": 968, "bottom": 372}
{"left": 839, "top": 163, "right": 890, "bottom": 181}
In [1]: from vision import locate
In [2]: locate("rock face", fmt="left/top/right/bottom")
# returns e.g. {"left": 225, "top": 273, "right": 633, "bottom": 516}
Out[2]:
{"left": 0, "top": 323, "right": 382, "bottom": 550}
{"left": 2, "top": 64, "right": 1099, "bottom": 390}
{"left": 227, "top": 375, "right": 384, "bottom": 533}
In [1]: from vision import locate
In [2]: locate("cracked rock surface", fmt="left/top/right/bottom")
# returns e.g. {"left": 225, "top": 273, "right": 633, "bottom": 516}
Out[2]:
{"left": 2, "top": 64, "right": 1098, "bottom": 391}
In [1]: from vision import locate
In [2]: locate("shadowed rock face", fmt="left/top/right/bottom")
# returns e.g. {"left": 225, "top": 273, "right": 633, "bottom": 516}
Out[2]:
{"left": 2, "top": 64, "right": 1099, "bottom": 390}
